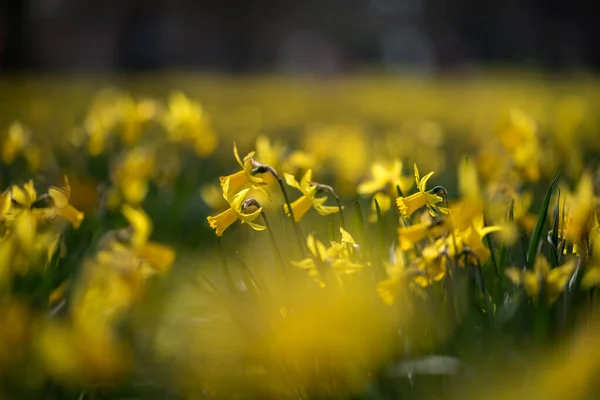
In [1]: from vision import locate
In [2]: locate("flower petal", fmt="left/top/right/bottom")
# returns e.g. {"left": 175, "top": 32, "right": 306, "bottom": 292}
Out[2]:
{"left": 284, "top": 173, "right": 301, "bottom": 190}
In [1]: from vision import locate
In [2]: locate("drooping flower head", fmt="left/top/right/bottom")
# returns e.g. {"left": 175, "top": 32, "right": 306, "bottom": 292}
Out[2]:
{"left": 284, "top": 169, "right": 339, "bottom": 222}
{"left": 207, "top": 177, "right": 266, "bottom": 236}
{"left": 358, "top": 159, "right": 414, "bottom": 197}
{"left": 291, "top": 228, "right": 364, "bottom": 288}
{"left": 219, "top": 142, "right": 268, "bottom": 198}
{"left": 396, "top": 164, "right": 446, "bottom": 218}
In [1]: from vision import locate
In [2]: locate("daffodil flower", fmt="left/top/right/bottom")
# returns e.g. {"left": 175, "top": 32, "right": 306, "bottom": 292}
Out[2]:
{"left": 397, "top": 214, "right": 444, "bottom": 251}
{"left": 412, "top": 257, "right": 448, "bottom": 287}
{"left": 582, "top": 236, "right": 600, "bottom": 288}
{"left": 564, "top": 173, "right": 596, "bottom": 242}
{"left": 2, "top": 122, "right": 30, "bottom": 165}
{"left": 219, "top": 142, "right": 268, "bottom": 197}
{"left": 283, "top": 169, "right": 339, "bottom": 222}
{"left": 358, "top": 159, "right": 414, "bottom": 196}
{"left": 255, "top": 135, "right": 287, "bottom": 171}
{"left": 113, "top": 147, "right": 155, "bottom": 206}
{"left": 505, "top": 257, "right": 575, "bottom": 304}
{"left": 396, "top": 164, "right": 446, "bottom": 218}
{"left": 6, "top": 179, "right": 84, "bottom": 229}
{"left": 163, "top": 91, "right": 217, "bottom": 157}
{"left": 207, "top": 178, "right": 266, "bottom": 236}
{"left": 4, "top": 182, "right": 46, "bottom": 251}
{"left": 121, "top": 204, "right": 175, "bottom": 274}
{"left": 457, "top": 215, "right": 503, "bottom": 262}
{"left": 418, "top": 212, "right": 501, "bottom": 267}
{"left": 48, "top": 177, "right": 85, "bottom": 228}
{"left": 6, "top": 180, "right": 38, "bottom": 216}
{"left": 291, "top": 229, "right": 364, "bottom": 287}
{"left": 378, "top": 247, "right": 426, "bottom": 304}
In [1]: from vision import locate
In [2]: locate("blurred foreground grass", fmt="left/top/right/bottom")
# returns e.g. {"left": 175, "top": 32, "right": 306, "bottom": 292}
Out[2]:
{"left": 0, "top": 73, "right": 599, "bottom": 399}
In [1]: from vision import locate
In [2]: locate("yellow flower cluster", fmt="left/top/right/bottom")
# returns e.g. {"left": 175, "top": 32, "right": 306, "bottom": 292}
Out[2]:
{"left": 0, "top": 77, "right": 599, "bottom": 399}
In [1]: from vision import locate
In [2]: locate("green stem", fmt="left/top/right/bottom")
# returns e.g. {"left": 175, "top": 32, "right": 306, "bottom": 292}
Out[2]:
{"left": 275, "top": 175, "right": 305, "bottom": 255}
{"left": 218, "top": 236, "right": 236, "bottom": 295}
{"left": 334, "top": 196, "right": 346, "bottom": 229}
{"left": 374, "top": 198, "right": 387, "bottom": 279}
{"left": 483, "top": 216, "right": 501, "bottom": 284}
{"left": 353, "top": 200, "right": 365, "bottom": 244}
{"left": 262, "top": 211, "right": 286, "bottom": 276}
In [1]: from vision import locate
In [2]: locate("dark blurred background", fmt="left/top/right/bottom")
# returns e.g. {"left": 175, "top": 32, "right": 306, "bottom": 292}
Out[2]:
{"left": 1, "top": 0, "right": 599, "bottom": 73}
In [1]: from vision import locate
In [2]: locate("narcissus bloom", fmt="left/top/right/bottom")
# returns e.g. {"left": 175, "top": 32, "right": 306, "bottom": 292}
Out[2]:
{"left": 5, "top": 179, "right": 84, "bottom": 228}
{"left": 163, "top": 91, "right": 217, "bottom": 157}
{"left": 396, "top": 164, "right": 445, "bottom": 218}
{"left": 564, "top": 173, "right": 596, "bottom": 242}
{"left": 397, "top": 214, "right": 444, "bottom": 251}
{"left": 505, "top": 256, "right": 575, "bottom": 304}
{"left": 358, "top": 159, "right": 414, "bottom": 196}
{"left": 219, "top": 142, "right": 268, "bottom": 197}
{"left": 47, "top": 177, "right": 85, "bottom": 228}
{"left": 207, "top": 178, "right": 266, "bottom": 236}
{"left": 121, "top": 204, "right": 175, "bottom": 274}
{"left": 291, "top": 229, "right": 364, "bottom": 287}
{"left": 284, "top": 169, "right": 339, "bottom": 222}
{"left": 498, "top": 109, "right": 542, "bottom": 182}
{"left": 2, "top": 121, "right": 40, "bottom": 169}
{"left": 378, "top": 248, "right": 425, "bottom": 305}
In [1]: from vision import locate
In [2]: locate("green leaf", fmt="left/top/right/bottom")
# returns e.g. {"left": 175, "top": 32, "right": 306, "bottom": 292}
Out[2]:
{"left": 483, "top": 216, "right": 500, "bottom": 282}
{"left": 526, "top": 172, "right": 561, "bottom": 271}
{"left": 353, "top": 200, "right": 365, "bottom": 242}
{"left": 549, "top": 189, "right": 561, "bottom": 268}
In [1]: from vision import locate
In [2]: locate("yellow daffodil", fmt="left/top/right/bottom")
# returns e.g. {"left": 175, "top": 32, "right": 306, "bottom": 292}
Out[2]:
{"left": 121, "top": 204, "right": 175, "bottom": 274}
{"left": 284, "top": 169, "right": 339, "bottom": 222}
{"left": 378, "top": 247, "right": 425, "bottom": 304}
{"left": 458, "top": 216, "right": 503, "bottom": 263}
{"left": 486, "top": 182, "right": 536, "bottom": 233}
{"left": 564, "top": 173, "right": 596, "bottom": 242}
{"left": 219, "top": 142, "right": 268, "bottom": 197}
{"left": 418, "top": 209, "right": 501, "bottom": 266}
{"left": 292, "top": 229, "right": 364, "bottom": 287}
{"left": 361, "top": 159, "right": 414, "bottom": 221}
{"left": 120, "top": 96, "right": 158, "bottom": 146}
{"left": 396, "top": 164, "right": 445, "bottom": 218}
{"left": 358, "top": 159, "right": 414, "bottom": 196}
{"left": 207, "top": 178, "right": 266, "bottom": 236}
{"left": 4, "top": 182, "right": 46, "bottom": 249}
{"left": 505, "top": 256, "right": 575, "bottom": 304}
{"left": 412, "top": 257, "right": 447, "bottom": 288}
{"left": 4, "top": 179, "right": 84, "bottom": 229}
{"left": 2, "top": 122, "right": 30, "bottom": 164}
{"left": 255, "top": 135, "right": 286, "bottom": 171}
{"left": 397, "top": 214, "right": 444, "bottom": 251}
{"left": 498, "top": 109, "right": 542, "bottom": 182}
{"left": 282, "top": 150, "right": 316, "bottom": 173}
{"left": 163, "top": 91, "right": 217, "bottom": 157}
{"left": 48, "top": 177, "right": 85, "bottom": 228}
{"left": 582, "top": 237, "right": 600, "bottom": 288}
{"left": 116, "top": 148, "right": 156, "bottom": 206}
{"left": 5, "top": 180, "right": 38, "bottom": 218}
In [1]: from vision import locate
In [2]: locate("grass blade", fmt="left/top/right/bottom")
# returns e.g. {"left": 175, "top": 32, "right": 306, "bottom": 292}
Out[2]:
{"left": 549, "top": 189, "right": 561, "bottom": 268}
{"left": 526, "top": 172, "right": 561, "bottom": 270}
